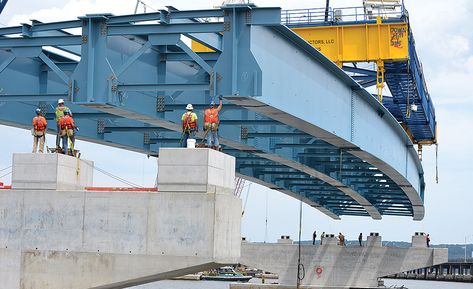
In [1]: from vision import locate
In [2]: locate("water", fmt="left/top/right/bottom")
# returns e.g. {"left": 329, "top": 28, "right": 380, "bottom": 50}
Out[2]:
{"left": 130, "top": 279, "right": 473, "bottom": 289}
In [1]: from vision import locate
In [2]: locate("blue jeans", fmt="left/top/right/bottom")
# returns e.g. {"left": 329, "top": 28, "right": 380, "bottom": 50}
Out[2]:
{"left": 62, "top": 135, "right": 69, "bottom": 154}
{"left": 206, "top": 130, "right": 219, "bottom": 148}
{"left": 182, "top": 129, "right": 196, "bottom": 147}
{"left": 56, "top": 123, "right": 61, "bottom": 148}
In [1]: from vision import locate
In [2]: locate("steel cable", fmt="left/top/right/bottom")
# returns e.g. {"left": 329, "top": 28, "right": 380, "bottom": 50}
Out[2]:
{"left": 93, "top": 166, "right": 143, "bottom": 188}
{"left": 0, "top": 171, "right": 12, "bottom": 179}
{"left": 0, "top": 166, "right": 12, "bottom": 172}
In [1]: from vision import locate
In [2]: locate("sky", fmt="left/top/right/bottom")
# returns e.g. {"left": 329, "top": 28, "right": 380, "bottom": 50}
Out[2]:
{"left": 0, "top": 0, "right": 472, "bottom": 245}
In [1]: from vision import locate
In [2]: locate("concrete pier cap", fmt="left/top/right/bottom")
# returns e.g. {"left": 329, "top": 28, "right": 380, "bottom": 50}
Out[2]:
{"left": 412, "top": 232, "right": 427, "bottom": 248}
{"left": 277, "top": 236, "right": 293, "bottom": 244}
{"left": 322, "top": 233, "right": 337, "bottom": 245}
{"left": 158, "top": 148, "right": 235, "bottom": 194}
{"left": 11, "top": 153, "right": 93, "bottom": 190}
{"left": 0, "top": 148, "right": 242, "bottom": 289}
{"left": 367, "top": 232, "right": 382, "bottom": 247}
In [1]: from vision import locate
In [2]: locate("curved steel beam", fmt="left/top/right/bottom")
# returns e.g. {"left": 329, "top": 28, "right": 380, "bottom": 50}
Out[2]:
{"left": 213, "top": 11, "right": 425, "bottom": 220}
{"left": 0, "top": 6, "right": 425, "bottom": 220}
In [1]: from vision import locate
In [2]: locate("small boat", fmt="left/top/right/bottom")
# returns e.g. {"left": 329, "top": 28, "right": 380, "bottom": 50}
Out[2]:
{"left": 201, "top": 266, "right": 253, "bottom": 282}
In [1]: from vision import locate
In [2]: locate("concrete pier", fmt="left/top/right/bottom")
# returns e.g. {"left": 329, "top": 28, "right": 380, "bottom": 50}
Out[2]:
{"left": 0, "top": 149, "right": 241, "bottom": 289}
{"left": 239, "top": 234, "right": 448, "bottom": 288}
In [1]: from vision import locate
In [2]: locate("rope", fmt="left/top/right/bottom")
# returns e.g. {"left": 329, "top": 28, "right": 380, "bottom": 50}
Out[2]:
{"left": 435, "top": 143, "right": 439, "bottom": 184}
{"left": 93, "top": 166, "right": 144, "bottom": 188}
{"left": 241, "top": 183, "right": 251, "bottom": 217}
{"left": 406, "top": 60, "right": 411, "bottom": 118}
{"left": 0, "top": 166, "right": 12, "bottom": 172}
{"left": 0, "top": 171, "right": 12, "bottom": 179}
{"left": 264, "top": 190, "right": 268, "bottom": 243}
{"left": 296, "top": 199, "right": 305, "bottom": 288}
{"left": 200, "top": 127, "right": 211, "bottom": 146}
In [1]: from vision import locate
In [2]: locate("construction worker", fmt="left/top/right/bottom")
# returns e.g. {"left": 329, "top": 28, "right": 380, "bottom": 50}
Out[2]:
{"left": 204, "top": 95, "right": 223, "bottom": 150}
{"left": 32, "top": 108, "right": 47, "bottom": 153}
{"left": 181, "top": 104, "right": 198, "bottom": 147}
{"left": 59, "top": 109, "right": 78, "bottom": 155}
{"left": 55, "top": 99, "right": 70, "bottom": 150}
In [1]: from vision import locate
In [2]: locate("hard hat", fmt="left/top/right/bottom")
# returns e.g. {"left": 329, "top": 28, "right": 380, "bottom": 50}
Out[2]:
{"left": 35, "top": 108, "right": 41, "bottom": 115}
{"left": 186, "top": 104, "right": 193, "bottom": 110}
{"left": 58, "top": 98, "right": 65, "bottom": 104}
{"left": 210, "top": 101, "right": 215, "bottom": 106}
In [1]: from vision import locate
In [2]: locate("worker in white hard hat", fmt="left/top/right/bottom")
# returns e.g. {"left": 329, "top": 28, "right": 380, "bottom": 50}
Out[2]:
{"left": 55, "top": 98, "right": 70, "bottom": 151}
{"left": 180, "top": 104, "right": 198, "bottom": 147}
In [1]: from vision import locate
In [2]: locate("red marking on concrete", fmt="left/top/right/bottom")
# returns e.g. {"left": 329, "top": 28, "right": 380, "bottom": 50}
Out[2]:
{"left": 85, "top": 187, "right": 158, "bottom": 192}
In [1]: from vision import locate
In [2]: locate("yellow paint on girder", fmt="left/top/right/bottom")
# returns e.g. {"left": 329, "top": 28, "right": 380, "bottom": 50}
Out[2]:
{"left": 192, "top": 20, "right": 409, "bottom": 64}
{"left": 291, "top": 22, "right": 408, "bottom": 63}
{"left": 192, "top": 41, "right": 215, "bottom": 53}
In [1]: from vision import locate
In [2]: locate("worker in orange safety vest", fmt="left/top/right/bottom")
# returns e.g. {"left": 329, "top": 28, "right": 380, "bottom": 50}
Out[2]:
{"left": 181, "top": 104, "right": 198, "bottom": 147}
{"left": 203, "top": 95, "right": 223, "bottom": 150}
{"left": 59, "top": 109, "right": 78, "bottom": 155}
{"left": 32, "top": 108, "right": 47, "bottom": 153}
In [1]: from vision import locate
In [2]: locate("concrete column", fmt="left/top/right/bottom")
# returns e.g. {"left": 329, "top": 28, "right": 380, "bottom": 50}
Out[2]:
{"left": 0, "top": 149, "right": 241, "bottom": 289}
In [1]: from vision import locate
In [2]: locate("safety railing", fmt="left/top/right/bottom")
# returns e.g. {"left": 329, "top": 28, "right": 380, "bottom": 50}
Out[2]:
{"left": 282, "top": 5, "right": 406, "bottom": 26}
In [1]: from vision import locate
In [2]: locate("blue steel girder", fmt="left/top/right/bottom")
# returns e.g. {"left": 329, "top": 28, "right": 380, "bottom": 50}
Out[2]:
{"left": 0, "top": 5, "right": 425, "bottom": 220}
{"left": 212, "top": 5, "right": 424, "bottom": 219}
{"left": 384, "top": 32, "right": 437, "bottom": 144}
{"left": 0, "top": 0, "right": 8, "bottom": 15}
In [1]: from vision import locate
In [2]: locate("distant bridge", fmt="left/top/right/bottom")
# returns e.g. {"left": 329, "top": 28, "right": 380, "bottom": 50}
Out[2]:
{"left": 0, "top": 4, "right": 428, "bottom": 220}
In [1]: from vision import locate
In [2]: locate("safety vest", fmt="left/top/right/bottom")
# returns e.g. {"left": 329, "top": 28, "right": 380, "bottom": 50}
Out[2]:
{"left": 182, "top": 112, "right": 197, "bottom": 129}
{"left": 59, "top": 115, "right": 75, "bottom": 130}
{"left": 32, "top": 116, "right": 47, "bottom": 131}
{"left": 204, "top": 108, "right": 219, "bottom": 124}
{"left": 55, "top": 106, "right": 70, "bottom": 122}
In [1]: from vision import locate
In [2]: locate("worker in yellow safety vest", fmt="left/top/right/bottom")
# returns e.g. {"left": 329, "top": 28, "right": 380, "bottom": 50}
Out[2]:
{"left": 203, "top": 95, "right": 223, "bottom": 150}
{"left": 181, "top": 104, "right": 198, "bottom": 147}
{"left": 55, "top": 98, "right": 70, "bottom": 150}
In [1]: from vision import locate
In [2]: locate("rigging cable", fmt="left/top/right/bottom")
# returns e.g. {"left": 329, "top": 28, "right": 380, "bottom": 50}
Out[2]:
{"left": 0, "top": 171, "right": 12, "bottom": 179}
{"left": 435, "top": 143, "right": 439, "bottom": 184}
{"left": 264, "top": 190, "right": 268, "bottom": 243}
{"left": 93, "top": 165, "right": 144, "bottom": 188}
{"left": 0, "top": 165, "right": 12, "bottom": 172}
{"left": 241, "top": 183, "right": 251, "bottom": 217}
{"left": 296, "top": 198, "right": 305, "bottom": 288}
